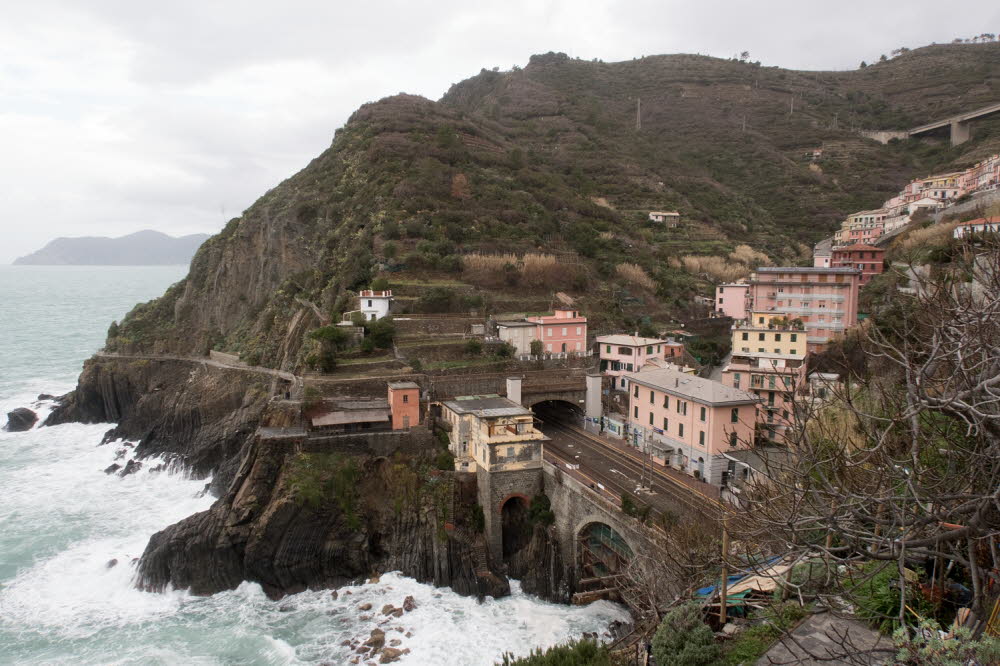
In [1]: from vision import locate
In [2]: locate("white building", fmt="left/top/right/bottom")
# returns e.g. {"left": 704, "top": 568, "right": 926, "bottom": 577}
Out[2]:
{"left": 649, "top": 211, "right": 681, "bottom": 225}
{"left": 359, "top": 290, "right": 392, "bottom": 320}
{"left": 954, "top": 217, "right": 1000, "bottom": 239}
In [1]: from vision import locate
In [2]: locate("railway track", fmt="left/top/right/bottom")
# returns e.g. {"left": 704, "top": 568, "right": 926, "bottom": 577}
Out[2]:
{"left": 540, "top": 417, "right": 726, "bottom": 517}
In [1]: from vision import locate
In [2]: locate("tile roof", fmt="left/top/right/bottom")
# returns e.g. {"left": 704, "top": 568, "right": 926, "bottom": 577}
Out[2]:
{"left": 388, "top": 381, "right": 420, "bottom": 390}
{"left": 624, "top": 367, "right": 759, "bottom": 406}
{"left": 756, "top": 266, "right": 860, "bottom": 274}
{"left": 597, "top": 334, "right": 668, "bottom": 346}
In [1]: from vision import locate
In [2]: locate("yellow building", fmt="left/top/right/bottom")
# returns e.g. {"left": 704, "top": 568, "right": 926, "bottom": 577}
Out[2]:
{"left": 731, "top": 312, "right": 808, "bottom": 356}
{"left": 439, "top": 395, "right": 546, "bottom": 473}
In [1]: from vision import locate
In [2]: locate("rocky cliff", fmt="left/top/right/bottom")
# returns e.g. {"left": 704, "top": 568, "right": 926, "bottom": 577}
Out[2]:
{"left": 136, "top": 429, "right": 511, "bottom": 600}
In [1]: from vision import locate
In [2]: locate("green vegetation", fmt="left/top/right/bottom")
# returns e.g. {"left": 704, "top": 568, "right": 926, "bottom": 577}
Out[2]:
{"left": 651, "top": 602, "right": 721, "bottom": 666}
{"left": 893, "top": 618, "right": 1000, "bottom": 665}
{"left": 720, "top": 602, "right": 808, "bottom": 665}
{"left": 284, "top": 453, "right": 362, "bottom": 528}
{"left": 500, "top": 640, "right": 609, "bottom": 665}
{"left": 527, "top": 494, "right": 555, "bottom": 526}
{"left": 845, "top": 564, "right": 935, "bottom": 634}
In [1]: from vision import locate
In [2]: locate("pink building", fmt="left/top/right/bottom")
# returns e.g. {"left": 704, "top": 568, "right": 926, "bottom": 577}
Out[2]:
{"left": 714, "top": 283, "right": 749, "bottom": 319}
{"left": 831, "top": 244, "right": 885, "bottom": 285}
{"left": 597, "top": 335, "right": 682, "bottom": 390}
{"left": 387, "top": 381, "right": 420, "bottom": 430}
{"left": 748, "top": 267, "right": 861, "bottom": 353}
{"left": 525, "top": 308, "right": 588, "bottom": 354}
{"left": 625, "top": 367, "right": 759, "bottom": 487}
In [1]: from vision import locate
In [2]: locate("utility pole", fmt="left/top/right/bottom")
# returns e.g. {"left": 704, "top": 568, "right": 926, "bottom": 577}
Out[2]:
{"left": 636, "top": 97, "right": 641, "bottom": 131}
{"left": 741, "top": 114, "right": 747, "bottom": 133}
{"left": 789, "top": 95, "right": 795, "bottom": 115}
{"left": 719, "top": 516, "right": 730, "bottom": 624}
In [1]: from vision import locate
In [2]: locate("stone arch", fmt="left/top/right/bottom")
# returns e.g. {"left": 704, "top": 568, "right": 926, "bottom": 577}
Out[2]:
{"left": 575, "top": 519, "right": 635, "bottom": 579}
{"left": 500, "top": 494, "right": 531, "bottom": 559}
{"left": 572, "top": 514, "right": 638, "bottom": 578}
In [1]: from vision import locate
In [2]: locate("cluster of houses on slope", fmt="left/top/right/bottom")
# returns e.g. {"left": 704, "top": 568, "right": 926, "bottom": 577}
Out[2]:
{"left": 834, "top": 154, "right": 1000, "bottom": 245}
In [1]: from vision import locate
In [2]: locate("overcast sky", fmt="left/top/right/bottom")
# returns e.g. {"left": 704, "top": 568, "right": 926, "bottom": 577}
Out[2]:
{"left": 2, "top": 0, "right": 997, "bottom": 263}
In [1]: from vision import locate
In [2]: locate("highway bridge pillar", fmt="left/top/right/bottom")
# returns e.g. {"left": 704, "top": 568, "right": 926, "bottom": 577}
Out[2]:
{"left": 951, "top": 120, "right": 971, "bottom": 146}
{"left": 585, "top": 372, "right": 602, "bottom": 421}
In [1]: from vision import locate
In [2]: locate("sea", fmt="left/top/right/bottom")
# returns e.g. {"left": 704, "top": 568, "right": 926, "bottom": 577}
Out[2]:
{"left": 0, "top": 265, "right": 629, "bottom": 665}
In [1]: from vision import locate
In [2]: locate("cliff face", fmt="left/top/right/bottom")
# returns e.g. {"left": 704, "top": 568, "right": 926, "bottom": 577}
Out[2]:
{"left": 137, "top": 433, "right": 511, "bottom": 600}
{"left": 46, "top": 358, "right": 270, "bottom": 488}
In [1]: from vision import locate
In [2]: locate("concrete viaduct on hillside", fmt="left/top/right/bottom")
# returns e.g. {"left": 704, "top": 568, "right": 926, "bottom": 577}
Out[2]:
{"left": 862, "top": 100, "right": 1000, "bottom": 146}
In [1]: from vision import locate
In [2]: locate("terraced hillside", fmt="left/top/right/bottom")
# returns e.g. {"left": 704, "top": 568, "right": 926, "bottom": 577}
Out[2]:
{"left": 106, "top": 43, "right": 1000, "bottom": 370}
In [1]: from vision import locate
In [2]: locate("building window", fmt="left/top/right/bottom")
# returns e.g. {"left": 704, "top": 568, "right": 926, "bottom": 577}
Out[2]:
{"left": 634, "top": 385, "right": 639, "bottom": 398}
{"left": 678, "top": 423, "right": 684, "bottom": 437}
{"left": 402, "top": 395, "right": 409, "bottom": 403}
{"left": 733, "top": 373, "right": 741, "bottom": 388}
{"left": 507, "top": 447, "right": 514, "bottom": 457}
{"left": 742, "top": 332, "right": 748, "bottom": 341}
{"left": 634, "top": 406, "right": 638, "bottom": 418}
{"left": 699, "top": 431, "right": 705, "bottom": 447}
{"left": 731, "top": 408, "right": 739, "bottom": 423}
{"left": 663, "top": 417, "right": 668, "bottom": 430}
{"left": 546, "top": 343, "right": 552, "bottom": 352}
{"left": 606, "top": 345, "right": 611, "bottom": 353}
{"left": 758, "top": 333, "right": 765, "bottom": 341}
{"left": 646, "top": 345, "right": 653, "bottom": 354}
{"left": 730, "top": 432, "right": 738, "bottom": 447}
{"left": 758, "top": 316, "right": 764, "bottom": 324}
{"left": 699, "top": 406, "right": 706, "bottom": 422}
{"left": 774, "top": 333, "right": 781, "bottom": 342}
{"left": 562, "top": 327, "right": 567, "bottom": 336}
{"left": 547, "top": 328, "right": 553, "bottom": 336}
{"left": 649, "top": 390, "right": 655, "bottom": 404}
{"left": 649, "top": 412, "right": 654, "bottom": 425}
{"left": 367, "top": 300, "right": 373, "bottom": 307}
{"left": 663, "top": 395, "right": 669, "bottom": 408}
{"left": 790, "top": 334, "right": 797, "bottom": 342}
{"left": 576, "top": 327, "right": 581, "bottom": 335}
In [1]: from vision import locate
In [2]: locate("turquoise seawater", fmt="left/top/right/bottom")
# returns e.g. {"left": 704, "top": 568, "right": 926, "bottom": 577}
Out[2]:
{"left": 0, "top": 266, "right": 628, "bottom": 665}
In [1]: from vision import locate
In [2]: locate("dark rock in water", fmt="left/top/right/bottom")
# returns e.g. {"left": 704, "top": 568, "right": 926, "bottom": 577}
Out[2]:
{"left": 148, "top": 463, "right": 166, "bottom": 474}
{"left": 114, "top": 448, "right": 129, "bottom": 460}
{"left": 106, "top": 559, "right": 118, "bottom": 569}
{"left": 402, "top": 596, "right": 416, "bottom": 612}
{"left": 364, "top": 629, "right": 385, "bottom": 649}
{"left": 195, "top": 482, "right": 212, "bottom": 498}
{"left": 104, "top": 463, "right": 122, "bottom": 475}
{"left": 4, "top": 407, "right": 38, "bottom": 432}
{"left": 330, "top": 590, "right": 339, "bottom": 600}
{"left": 278, "top": 602, "right": 295, "bottom": 612}
{"left": 37, "top": 393, "right": 56, "bottom": 401}
{"left": 380, "top": 647, "right": 403, "bottom": 663}
{"left": 380, "top": 604, "right": 396, "bottom": 616}
{"left": 119, "top": 460, "right": 142, "bottom": 476}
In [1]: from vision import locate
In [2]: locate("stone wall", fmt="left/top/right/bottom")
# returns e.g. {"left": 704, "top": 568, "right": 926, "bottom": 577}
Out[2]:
{"left": 477, "top": 466, "right": 544, "bottom": 557}
{"left": 934, "top": 190, "right": 1000, "bottom": 223}
{"left": 262, "top": 426, "right": 435, "bottom": 459}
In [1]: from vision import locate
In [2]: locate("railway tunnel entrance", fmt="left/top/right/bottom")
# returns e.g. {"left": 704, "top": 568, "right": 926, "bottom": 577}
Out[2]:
{"left": 578, "top": 522, "right": 634, "bottom": 577}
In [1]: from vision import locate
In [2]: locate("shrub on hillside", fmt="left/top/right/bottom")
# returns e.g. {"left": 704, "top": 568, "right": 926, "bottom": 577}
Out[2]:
{"left": 500, "top": 640, "right": 609, "bottom": 665}
{"left": 651, "top": 602, "right": 720, "bottom": 666}
{"left": 680, "top": 255, "right": 749, "bottom": 282}
{"left": 728, "top": 244, "right": 773, "bottom": 267}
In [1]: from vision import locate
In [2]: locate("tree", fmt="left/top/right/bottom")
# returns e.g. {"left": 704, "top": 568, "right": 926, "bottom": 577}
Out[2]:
{"left": 367, "top": 317, "right": 396, "bottom": 349}
{"left": 308, "top": 325, "right": 351, "bottom": 372}
{"left": 733, "top": 241, "right": 1000, "bottom": 638}
{"left": 651, "top": 603, "right": 720, "bottom": 666}
{"left": 530, "top": 339, "right": 544, "bottom": 356}
{"left": 464, "top": 338, "right": 483, "bottom": 356}
{"left": 371, "top": 276, "right": 390, "bottom": 291}
{"left": 879, "top": 54, "right": 888, "bottom": 62}
{"left": 860, "top": 61, "right": 868, "bottom": 68}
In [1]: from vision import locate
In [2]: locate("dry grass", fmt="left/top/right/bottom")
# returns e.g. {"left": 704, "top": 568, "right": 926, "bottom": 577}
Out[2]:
{"left": 728, "top": 244, "right": 773, "bottom": 267}
{"left": 896, "top": 221, "right": 960, "bottom": 255}
{"left": 462, "top": 252, "right": 574, "bottom": 289}
{"left": 680, "top": 255, "right": 750, "bottom": 282}
{"left": 616, "top": 262, "right": 656, "bottom": 290}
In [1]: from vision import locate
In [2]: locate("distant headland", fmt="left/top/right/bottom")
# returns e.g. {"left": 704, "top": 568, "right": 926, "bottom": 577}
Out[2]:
{"left": 13, "top": 230, "right": 210, "bottom": 265}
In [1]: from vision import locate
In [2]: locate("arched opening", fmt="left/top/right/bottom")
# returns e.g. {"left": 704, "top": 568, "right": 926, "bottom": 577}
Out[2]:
{"left": 531, "top": 399, "right": 583, "bottom": 430}
{"left": 501, "top": 495, "right": 531, "bottom": 559}
{"left": 578, "top": 522, "right": 634, "bottom": 578}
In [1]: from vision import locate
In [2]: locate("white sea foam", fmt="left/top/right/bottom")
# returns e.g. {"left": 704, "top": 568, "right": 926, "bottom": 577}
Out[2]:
{"left": 0, "top": 266, "right": 630, "bottom": 664}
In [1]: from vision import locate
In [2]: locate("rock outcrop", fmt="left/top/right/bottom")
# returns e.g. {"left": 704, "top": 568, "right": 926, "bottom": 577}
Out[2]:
{"left": 4, "top": 407, "right": 38, "bottom": 432}
{"left": 136, "top": 433, "right": 510, "bottom": 600}
{"left": 46, "top": 357, "right": 270, "bottom": 491}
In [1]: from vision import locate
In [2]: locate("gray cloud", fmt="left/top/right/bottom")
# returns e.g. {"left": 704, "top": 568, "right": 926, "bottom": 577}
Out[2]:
{"left": 2, "top": 0, "right": 998, "bottom": 262}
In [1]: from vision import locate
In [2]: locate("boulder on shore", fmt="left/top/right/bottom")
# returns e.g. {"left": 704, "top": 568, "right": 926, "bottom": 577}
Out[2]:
{"left": 4, "top": 407, "right": 38, "bottom": 432}
{"left": 119, "top": 460, "right": 143, "bottom": 476}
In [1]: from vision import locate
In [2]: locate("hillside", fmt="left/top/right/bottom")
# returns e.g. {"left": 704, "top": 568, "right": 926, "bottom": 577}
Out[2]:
{"left": 105, "top": 43, "right": 1000, "bottom": 370}
{"left": 13, "top": 230, "right": 210, "bottom": 266}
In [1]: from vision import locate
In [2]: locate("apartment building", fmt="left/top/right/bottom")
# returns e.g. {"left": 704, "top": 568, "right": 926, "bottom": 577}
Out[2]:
{"left": 831, "top": 244, "right": 885, "bottom": 285}
{"left": 597, "top": 334, "right": 682, "bottom": 390}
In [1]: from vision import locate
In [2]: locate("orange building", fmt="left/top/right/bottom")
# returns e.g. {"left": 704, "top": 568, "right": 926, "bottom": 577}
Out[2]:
{"left": 387, "top": 381, "right": 420, "bottom": 430}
